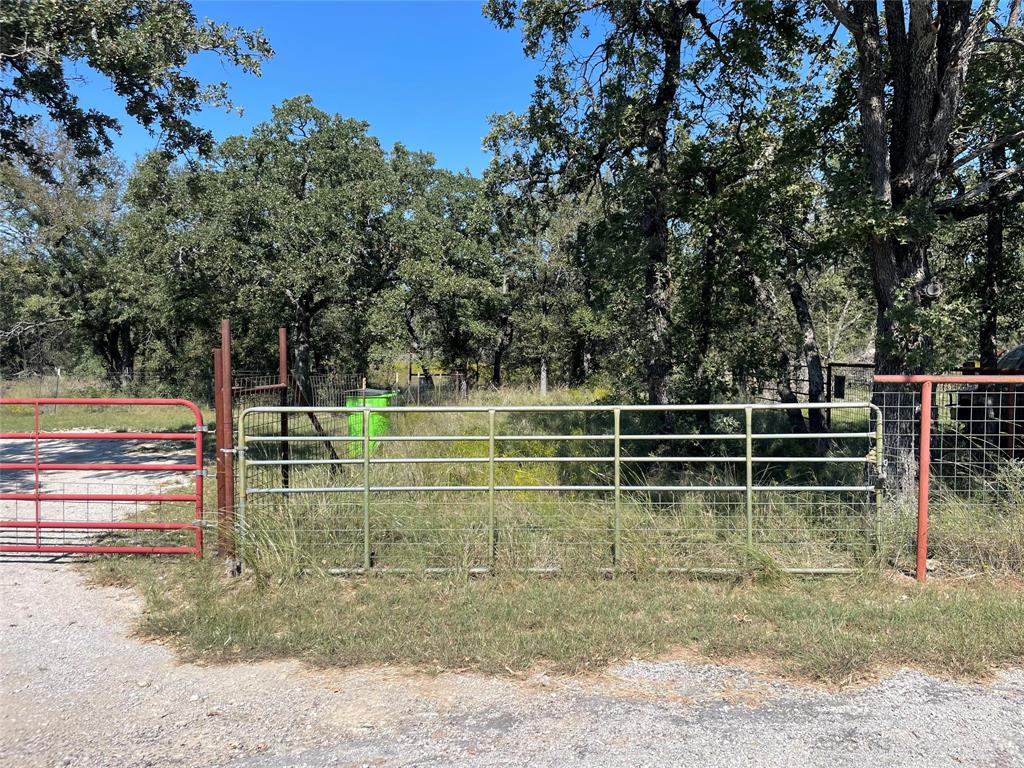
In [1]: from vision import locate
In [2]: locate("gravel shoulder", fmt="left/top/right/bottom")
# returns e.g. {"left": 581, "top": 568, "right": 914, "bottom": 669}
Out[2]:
{"left": 1, "top": 562, "right": 1022, "bottom": 768}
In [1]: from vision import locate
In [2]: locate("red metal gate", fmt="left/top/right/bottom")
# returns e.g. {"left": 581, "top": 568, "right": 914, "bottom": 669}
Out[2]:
{"left": 0, "top": 398, "right": 205, "bottom": 557}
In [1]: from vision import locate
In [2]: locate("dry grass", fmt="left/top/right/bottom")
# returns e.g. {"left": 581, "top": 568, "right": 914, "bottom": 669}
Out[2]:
{"left": 87, "top": 558, "right": 1024, "bottom": 686}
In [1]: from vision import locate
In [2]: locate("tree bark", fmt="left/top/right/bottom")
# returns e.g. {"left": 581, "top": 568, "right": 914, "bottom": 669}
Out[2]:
{"left": 980, "top": 144, "right": 1007, "bottom": 368}
{"left": 292, "top": 299, "right": 314, "bottom": 406}
{"left": 492, "top": 318, "right": 512, "bottom": 387}
{"left": 568, "top": 268, "right": 594, "bottom": 386}
{"left": 824, "top": 0, "right": 995, "bottom": 495}
{"left": 96, "top": 322, "right": 136, "bottom": 388}
{"left": 404, "top": 309, "right": 434, "bottom": 388}
{"left": 693, "top": 200, "right": 722, "bottom": 408}
{"left": 538, "top": 266, "right": 550, "bottom": 395}
{"left": 753, "top": 274, "right": 806, "bottom": 433}
{"left": 784, "top": 267, "right": 826, "bottom": 435}
{"left": 638, "top": 7, "right": 685, "bottom": 406}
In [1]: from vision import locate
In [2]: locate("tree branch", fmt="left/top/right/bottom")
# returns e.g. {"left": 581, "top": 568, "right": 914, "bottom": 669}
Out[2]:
{"left": 981, "top": 35, "right": 1024, "bottom": 51}
{"left": 933, "top": 166, "right": 1024, "bottom": 219}
{"left": 821, "top": 0, "right": 860, "bottom": 42}
{"left": 951, "top": 129, "right": 1024, "bottom": 171}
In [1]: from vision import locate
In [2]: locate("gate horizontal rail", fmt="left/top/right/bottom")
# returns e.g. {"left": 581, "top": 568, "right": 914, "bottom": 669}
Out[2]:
{"left": 237, "top": 401, "right": 882, "bottom": 575}
{"left": 0, "top": 397, "right": 205, "bottom": 557}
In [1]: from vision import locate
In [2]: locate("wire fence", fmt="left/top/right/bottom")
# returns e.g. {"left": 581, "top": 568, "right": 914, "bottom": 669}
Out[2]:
{"left": 236, "top": 402, "right": 882, "bottom": 576}
{"left": 223, "top": 352, "right": 1023, "bottom": 578}
{"left": 874, "top": 376, "right": 1023, "bottom": 576}
{"left": 392, "top": 373, "right": 470, "bottom": 406}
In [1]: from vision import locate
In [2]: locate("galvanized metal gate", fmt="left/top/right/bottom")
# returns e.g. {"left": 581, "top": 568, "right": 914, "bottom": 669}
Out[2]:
{"left": 235, "top": 401, "right": 882, "bottom": 574}
{"left": 0, "top": 398, "right": 205, "bottom": 557}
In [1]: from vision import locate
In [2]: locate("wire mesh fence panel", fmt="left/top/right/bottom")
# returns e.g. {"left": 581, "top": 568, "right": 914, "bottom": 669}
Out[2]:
{"left": 237, "top": 402, "right": 881, "bottom": 575}
{"left": 305, "top": 373, "right": 368, "bottom": 407}
{"left": 873, "top": 376, "right": 1023, "bottom": 576}
{"left": 929, "top": 380, "right": 1022, "bottom": 574}
{"left": 826, "top": 363, "right": 875, "bottom": 426}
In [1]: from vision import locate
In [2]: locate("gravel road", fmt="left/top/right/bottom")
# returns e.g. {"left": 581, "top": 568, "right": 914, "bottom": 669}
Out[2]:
{"left": 2, "top": 562, "right": 1022, "bottom": 768}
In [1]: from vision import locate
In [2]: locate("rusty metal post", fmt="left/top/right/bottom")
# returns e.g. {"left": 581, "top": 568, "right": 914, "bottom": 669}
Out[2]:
{"left": 916, "top": 380, "right": 933, "bottom": 583}
{"left": 218, "top": 320, "right": 236, "bottom": 559}
{"left": 278, "top": 327, "right": 290, "bottom": 488}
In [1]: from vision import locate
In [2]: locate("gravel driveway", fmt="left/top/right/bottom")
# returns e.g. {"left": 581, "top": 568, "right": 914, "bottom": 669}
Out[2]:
{"left": 2, "top": 561, "right": 1022, "bottom": 768}
{"left": 0, "top": 436, "right": 195, "bottom": 555}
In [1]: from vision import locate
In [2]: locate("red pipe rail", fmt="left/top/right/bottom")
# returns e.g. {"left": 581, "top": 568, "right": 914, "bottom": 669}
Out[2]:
{"left": 874, "top": 373, "right": 1023, "bottom": 582}
{"left": 0, "top": 397, "right": 205, "bottom": 557}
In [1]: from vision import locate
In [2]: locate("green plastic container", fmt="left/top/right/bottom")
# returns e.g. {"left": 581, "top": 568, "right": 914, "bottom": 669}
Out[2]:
{"left": 346, "top": 389, "right": 396, "bottom": 456}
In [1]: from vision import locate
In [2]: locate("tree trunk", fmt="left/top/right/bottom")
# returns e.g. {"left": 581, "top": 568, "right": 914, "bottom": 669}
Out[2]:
{"left": 979, "top": 145, "right": 1007, "bottom": 369}
{"left": 871, "top": 237, "right": 935, "bottom": 498}
{"left": 568, "top": 335, "right": 589, "bottom": 386}
{"left": 293, "top": 301, "right": 314, "bottom": 406}
{"left": 826, "top": 0, "right": 993, "bottom": 496}
{"left": 753, "top": 275, "right": 806, "bottom": 433}
{"left": 96, "top": 322, "right": 136, "bottom": 388}
{"left": 639, "top": 11, "right": 685, "bottom": 406}
{"left": 568, "top": 265, "right": 594, "bottom": 386}
{"left": 692, "top": 210, "right": 722, "bottom": 408}
{"left": 491, "top": 345, "right": 505, "bottom": 388}
{"left": 118, "top": 325, "right": 135, "bottom": 388}
{"left": 784, "top": 267, "right": 826, "bottom": 435}
{"left": 538, "top": 265, "right": 551, "bottom": 396}
{"left": 403, "top": 308, "right": 434, "bottom": 389}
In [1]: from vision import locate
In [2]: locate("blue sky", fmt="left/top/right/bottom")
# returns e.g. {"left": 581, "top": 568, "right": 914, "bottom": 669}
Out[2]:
{"left": 75, "top": 1, "right": 538, "bottom": 175}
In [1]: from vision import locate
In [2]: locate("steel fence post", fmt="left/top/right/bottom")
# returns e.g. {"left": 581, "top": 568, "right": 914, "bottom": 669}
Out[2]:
{"left": 917, "top": 381, "right": 933, "bottom": 583}
{"left": 613, "top": 407, "right": 621, "bottom": 568}
{"left": 236, "top": 413, "right": 247, "bottom": 570}
{"left": 745, "top": 406, "right": 753, "bottom": 550}
{"left": 874, "top": 408, "right": 884, "bottom": 561}
{"left": 488, "top": 409, "right": 496, "bottom": 569}
{"left": 363, "top": 407, "right": 371, "bottom": 571}
{"left": 278, "top": 327, "right": 290, "bottom": 489}
{"left": 219, "top": 320, "right": 235, "bottom": 559}
{"left": 194, "top": 413, "right": 204, "bottom": 559}
{"left": 826, "top": 363, "right": 833, "bottom": 428}
{"left": 213, "top": 348, "right": 223, "bottom": 536}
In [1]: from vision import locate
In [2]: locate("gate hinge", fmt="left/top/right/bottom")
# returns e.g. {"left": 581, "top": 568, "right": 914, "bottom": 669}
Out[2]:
{"left": 193, "top": 469, "right": 208, "bottom": 477}
{"left": 865, "top": 450, "right": 887, "bottom": 481}
{"left": 220, "top": 447, "right": 245, "bottom": 455}
{"left": 192, "top": 425, "right": 210, "bottom": 433}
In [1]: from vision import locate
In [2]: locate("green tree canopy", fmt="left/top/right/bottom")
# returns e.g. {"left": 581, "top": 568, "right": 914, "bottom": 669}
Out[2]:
{"left": 1, "top": 0, "right": 272, "bottom": 179}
